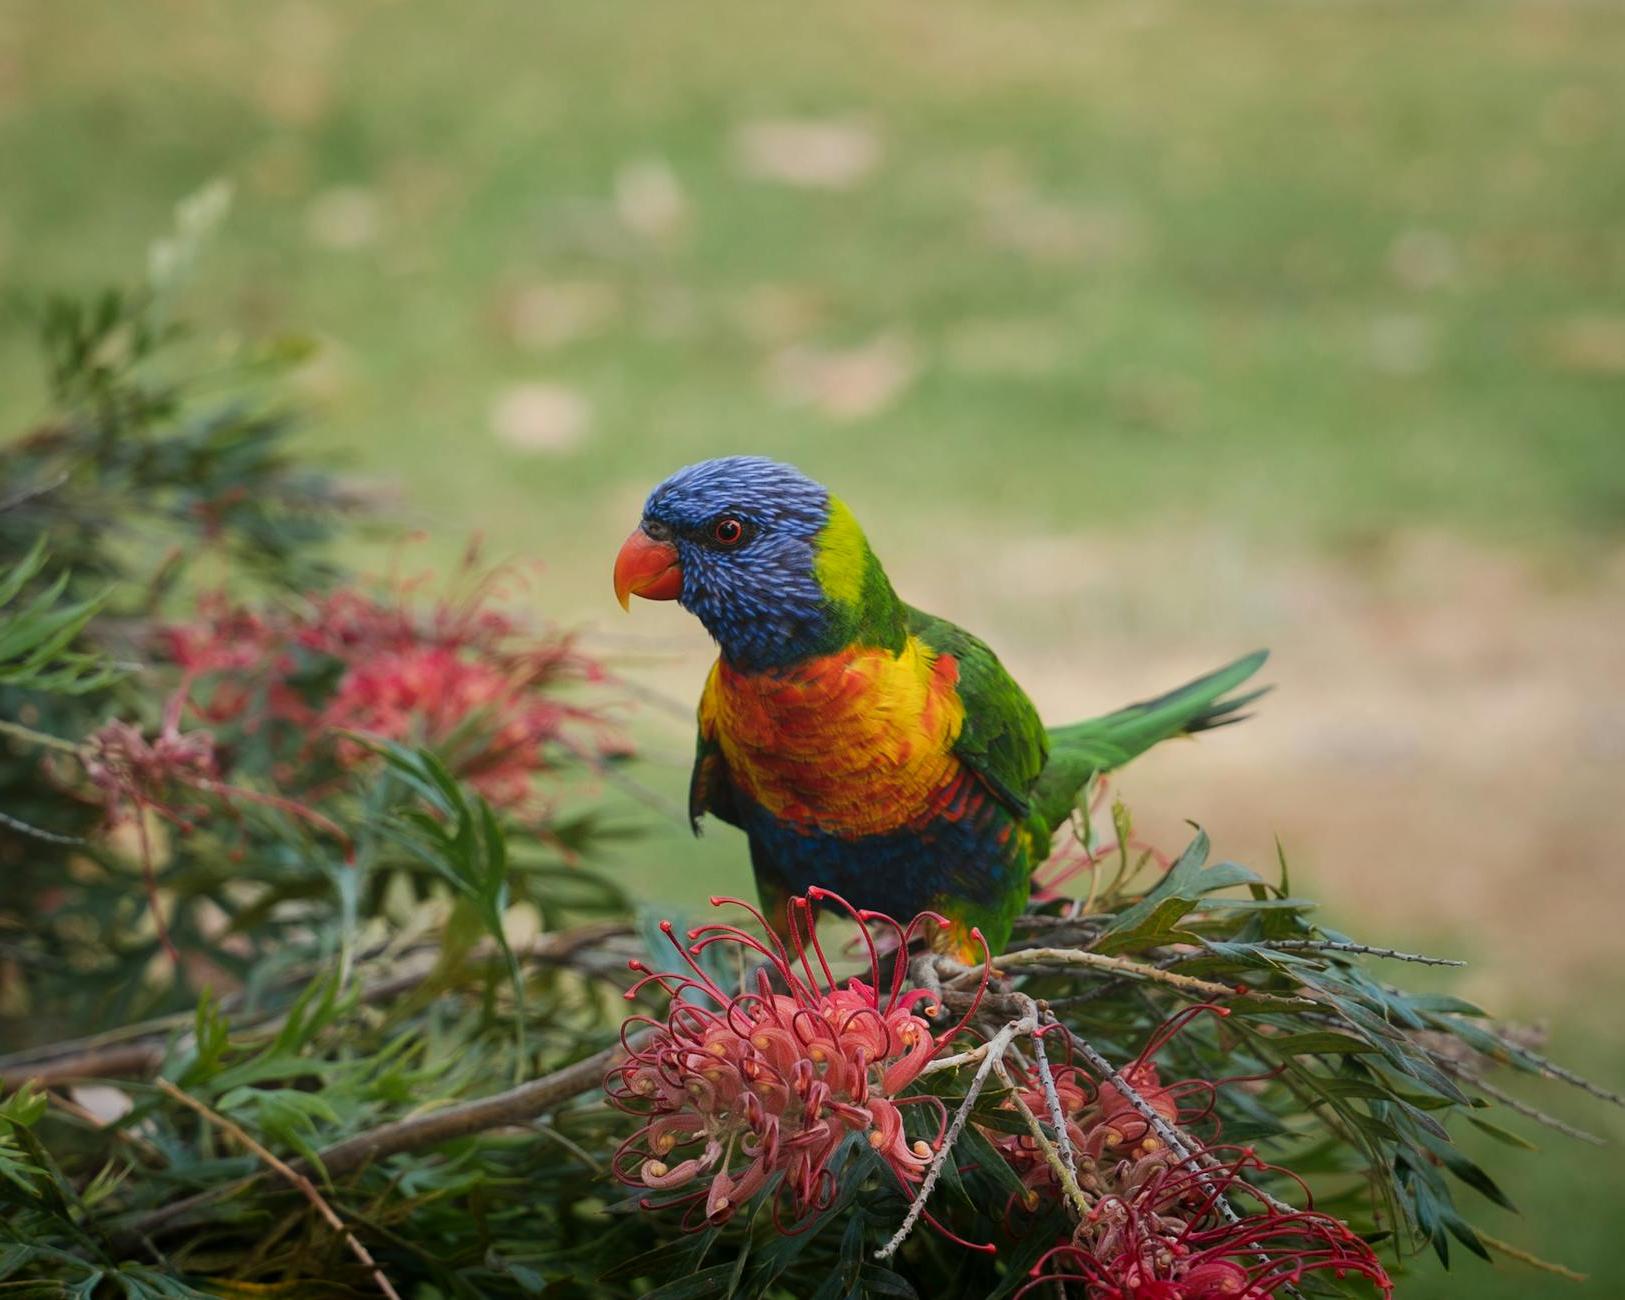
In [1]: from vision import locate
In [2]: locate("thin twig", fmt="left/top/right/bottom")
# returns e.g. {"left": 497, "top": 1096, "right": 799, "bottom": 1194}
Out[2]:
{"left": 995, "top": 947, "right": 1313, "bottom": 1007}
{"left": 46, "top": 1091, "right": 162, "bottom": 1163}
{"left": 0, "top": 470, "right": 69, "bottom": 513}
{"left": 531, "top": 1120, "right": 606, "bottom": 1174}
{"left": 1, "top": 922, "right": 634, "bottom": 1087}
{"left": 551, "top": 732, "right": 688, "bottom": 826}
{"left": 995, "top": 1059, "right": 1089, "bottom": 1219}
{"left": 1467, "top": 1076, "right": 1607, "bottom": 1146}
{"left": 1255, "top": 939, "right": 1464, "bottom": 968}
{"left": 0, "top": 808, "right": 86, "bottom": 846}
{"left": 1064, "top": 1029, "right": 1303, "bottom": 1297}
{"left": 0, "top": 941, "right": 72, "bottom": 971}
{"left": 1030, "top": 1007, "right": 1077, "bottom": 1185}
{"left": 0, "top": 942, "right": 409, "bottom": 1071}
{"left": 1065, "top": 1031, "right": 1245, "bottom": 1224}
{"left": 0, "top": 717, "right": 83, "bottom": 755}
{"left": 874, "top": 1014, "right": 1035, "bottom": 1261}
{"left": 154, "top": 1078, "right": 403, "bottom": 1300}
{"left": 322, "top": 1033, "right": 642, "bottom": 1174}
{"left": 1474, "top": 1230, "right": 1588, "bottom": 1282}
{"left": 3, "top": 1043, "right": 170, "bottom": 1089}
{"left": 595, "top": 669, "right": 696, "bottom": 721}
{"left": 1468, "top": 1026, "right": 1625, "bottom": 1109}
{"left": 919, "top": 1042, "right": 997, "bottom": 1077}
{"left": 125, "top": 1030, "right": 648, "bottom": 1243}
{"left": 3, "top": 923, "right": 630, "bottom": 1068}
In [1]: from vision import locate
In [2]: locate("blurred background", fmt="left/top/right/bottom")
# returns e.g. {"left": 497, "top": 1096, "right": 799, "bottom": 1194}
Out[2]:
{"left": 3, "top": 1, "right": 1622, "bottom": 1292}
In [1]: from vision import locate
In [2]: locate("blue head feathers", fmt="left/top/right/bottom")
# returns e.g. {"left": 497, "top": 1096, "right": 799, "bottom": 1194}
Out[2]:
{"left": 639, "top": 457, "right": 840, "bottom": 671}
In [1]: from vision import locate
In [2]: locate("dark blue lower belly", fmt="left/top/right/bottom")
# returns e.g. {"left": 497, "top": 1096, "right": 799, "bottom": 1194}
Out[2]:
{"left": 738, "top": 787, "right": 1022, "bottom": 922}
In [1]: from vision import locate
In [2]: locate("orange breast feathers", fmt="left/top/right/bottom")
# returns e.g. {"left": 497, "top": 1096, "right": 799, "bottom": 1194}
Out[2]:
{"left": 698, "top": 637, "right": 969, "bottom": 837}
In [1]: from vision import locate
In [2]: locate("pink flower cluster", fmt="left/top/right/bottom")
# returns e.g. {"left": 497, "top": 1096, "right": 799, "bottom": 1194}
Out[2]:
{"left": 993, "top": 1010, "right": 1391, "bottom": 1298}
{"left": 608, "top": 891, "right": 976, "bottom": 1232}
{"left": 320, "top": 644, "right": 571, "bottom": 810}
{"left": 988, "top": 1011, "right": 1220, "bottom": 1212}
{"left": 157, "top": 562, "right": 617, "bottom": 811}
{"left": 1019, "top": 1157, "right": 1393, "bottom": 1298}
{"left": 79, "top": 690, "right": 345, "bottom": 964}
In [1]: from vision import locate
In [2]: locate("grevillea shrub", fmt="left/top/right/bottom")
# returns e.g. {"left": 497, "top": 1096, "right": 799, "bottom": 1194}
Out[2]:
{"left": 158, "top": 564, "right": 623, "bottom": 816}
{"left": 1017, "top": 1188, "right": 1395, "bottom": 1299}
{"left": 592, "top": 873, "right": 1612, "bottom": 1296}
{"left": 0, "top": 209, "right": 1615, "bottom": 1298}
{"left": 989, "top": 1010, "right": 1393, "bottom": 1297}
{"left": 0, "top": 211, "right": 633, "bottom": 1046}
{"left": 608, "top": 893, "right": 968, "bottom": 1232}
{"left": 7, "top": 552, "right": 630, "bottom": 1008}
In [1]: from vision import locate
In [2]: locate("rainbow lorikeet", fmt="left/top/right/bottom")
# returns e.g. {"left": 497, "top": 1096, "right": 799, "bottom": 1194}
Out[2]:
{"left": 613, "top": 457, "right": 1267, "bottom": 957}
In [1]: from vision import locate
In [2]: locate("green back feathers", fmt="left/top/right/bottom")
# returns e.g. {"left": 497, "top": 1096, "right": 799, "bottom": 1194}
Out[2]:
{"left": 808, "top": 499, "right": 1266, "bottom": 849}
{"left": 905, "top": 604, "right": 1050, "bottom": 828}
{"left": 811, "top": 505, "right": 1052, "bottom": 849}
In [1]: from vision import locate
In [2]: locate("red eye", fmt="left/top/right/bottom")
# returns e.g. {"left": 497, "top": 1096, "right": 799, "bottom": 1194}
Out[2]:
{"left": 712, "top": 516, "right": 745, "bottom": 546}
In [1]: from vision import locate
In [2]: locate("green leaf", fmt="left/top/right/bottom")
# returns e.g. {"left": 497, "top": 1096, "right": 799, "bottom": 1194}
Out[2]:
{"left": 1419, "top": 1132, "right": 1518, "bottom": 1212}
{"left": 1466, "top": 1115, "right": 1539, "bottom": 1152}
{"left": 810, "top": 1207, "right": 866, "bottom": 1300}
{"left": 601, "top": 1229, "right": 720, "bottom": 1284}
{"left": 1106, "top": 833, "right": 1263, "bottom": 936}
{"left": 640, "top": 1263, "right": 738, "bottom": 1299}
{"left": 0, "top": 542, "right": 121, "bottom": 695}
{"left": 955, "top": 1122, "right": 1032, "bottom": 1209}
{"left": 1091, "top": 895, "right": 1202, "bottom": 954}
{"left": 1265, "top": 1032, "right": 1384, "bottom": 1057}
{"left": 858, "top": 1265, "right": 920, "bottom": 1299}
{"left": 1438, "top": 1205, "right": 1494, "bottom": 1263}
{"left": 0, "top": 1086, "right": 48, "bottom": 1130}
{"left": 0, "top": 537, "right": 47, "bottom": 606}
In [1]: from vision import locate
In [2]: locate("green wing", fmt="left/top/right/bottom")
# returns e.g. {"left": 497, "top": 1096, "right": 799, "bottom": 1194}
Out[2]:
{"left": 1031, "top": 649, "right": 1270, "bottom": 831}
{"left": 905, "top": 605, "right": 1049, "bottom": 820}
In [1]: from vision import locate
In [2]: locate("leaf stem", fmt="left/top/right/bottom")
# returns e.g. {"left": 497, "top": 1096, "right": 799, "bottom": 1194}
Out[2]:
{"left": 0, "top": 716, "right": 83, "bottom": 755}
{"left": 995, "top": 947, "right": 1313, "bottom": 1007}
{"left": 155, "top": 1078, "right": 404, "bottom": 1300}
{"left": 874, "top": 1013, "right": 1036, "bottom": 1261}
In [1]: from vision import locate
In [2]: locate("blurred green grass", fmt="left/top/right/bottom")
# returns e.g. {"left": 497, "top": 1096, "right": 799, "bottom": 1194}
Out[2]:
{"left": 2, "top": 0, "right": 1623, "bottom": 570}
{"left": 4, "top": 0, "right": 1624, "bottom": 1292}
{"left": 1400, "top": 1053, "right": 1625, "bottom": 1297}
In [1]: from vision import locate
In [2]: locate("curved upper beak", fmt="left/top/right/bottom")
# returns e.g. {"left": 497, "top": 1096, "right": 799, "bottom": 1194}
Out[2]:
{"left": 613, "top": 528, "right": 683, "bottom": 610}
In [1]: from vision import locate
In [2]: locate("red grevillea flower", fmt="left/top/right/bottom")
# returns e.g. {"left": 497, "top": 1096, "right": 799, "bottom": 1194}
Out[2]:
{"left": 319, "top": 645, "right": 569, "bottom": 809}
{"left": 159, "top": 593, "right": 303, "bottom": 726}
{"left": 80, "top": 691, "right": 348, "bottom": 963}
{"left": 1017, "top": 1154, "right": 1393, "bottom": 1298}
{"left": 987, "top": 1007, "right": 1225, "bottom": 1210}
{"left": 156, "top": 559, "right": 619, "bottom": 811}
{"left": 608, "top": 890, "right": 990, "bottom": 1234}
{"left": 994, "top": 1010, "right": 1391, "bottom": 1298}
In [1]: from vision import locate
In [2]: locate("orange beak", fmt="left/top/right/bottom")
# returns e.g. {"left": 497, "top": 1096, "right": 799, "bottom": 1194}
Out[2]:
{"left": 613, "top": 528, "right": 683, "bottom": 610}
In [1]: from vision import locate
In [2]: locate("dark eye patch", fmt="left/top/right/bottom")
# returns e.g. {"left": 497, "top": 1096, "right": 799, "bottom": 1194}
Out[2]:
{"left": 645, "top": 510, "right": 757, "bottom": 549}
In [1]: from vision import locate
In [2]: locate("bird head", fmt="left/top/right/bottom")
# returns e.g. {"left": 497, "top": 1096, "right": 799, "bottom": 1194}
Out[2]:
{"left": 613, "top": 456, "right": 902, "bottom": 670}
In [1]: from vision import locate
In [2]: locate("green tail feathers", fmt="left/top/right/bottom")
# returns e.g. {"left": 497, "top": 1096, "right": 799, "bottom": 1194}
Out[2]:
{"left": 1031, "top": 649, "right": 1270, "bottom": 832}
